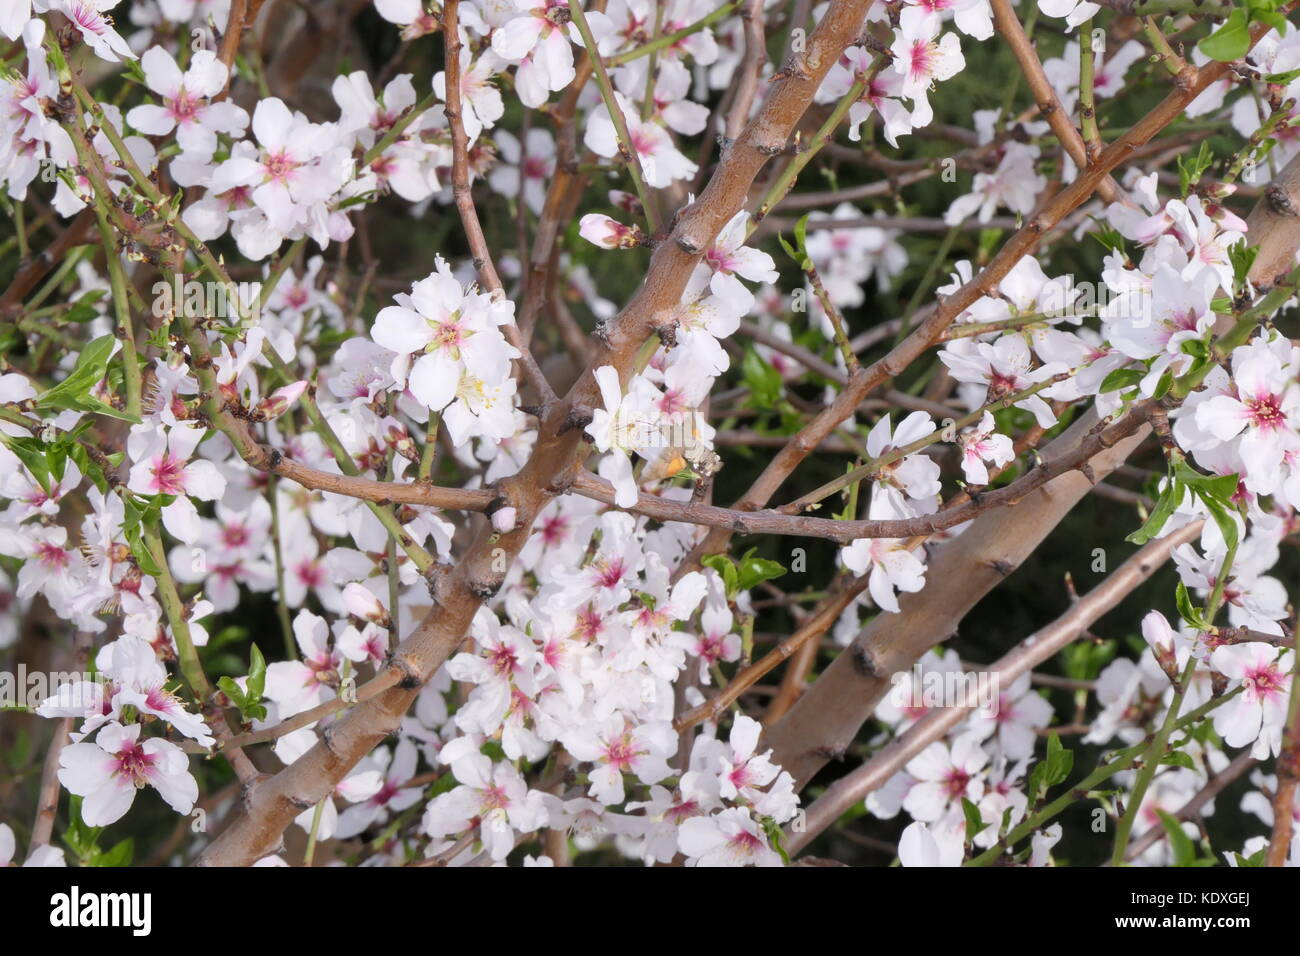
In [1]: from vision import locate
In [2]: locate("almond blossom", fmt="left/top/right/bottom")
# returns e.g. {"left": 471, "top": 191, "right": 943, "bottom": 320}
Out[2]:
{"left": 58, "top": 721, "right": 197, "bottom": 827}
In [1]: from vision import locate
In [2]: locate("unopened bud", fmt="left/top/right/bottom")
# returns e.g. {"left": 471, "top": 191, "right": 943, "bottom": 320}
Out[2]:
{"left": 342, "top": 581, "right": 391, "bottom": 628}
{"left": 1141, "top": 610, "right": 1182, "bottom": 686}
{"left": 491, "top": 506, "right": 518, "bottom": 534}
{"left": 256, "top": 381, "right": 307, "bottom": 421}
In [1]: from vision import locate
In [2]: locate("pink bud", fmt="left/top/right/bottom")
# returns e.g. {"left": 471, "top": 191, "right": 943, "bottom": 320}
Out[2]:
{"left": 342, "top": 581, "right": 390, "bottom": 627}
{"left": 256, "top": 381, "right": 308, "bottom": 421}
{"left": 609, "top": 190, "right": 642, "bottom": 216}
{"left": 1141, "top": 610, "right": 1181, "bottom": 686}
{"left": 491, "top": 506, "right": 517, "bottom": 533}
{"left": 579, "top": 214, "right": 644, "bottom": 250}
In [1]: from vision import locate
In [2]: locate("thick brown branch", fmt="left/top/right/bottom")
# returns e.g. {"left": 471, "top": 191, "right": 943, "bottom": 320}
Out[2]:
{"left": 787, "top": 520, "right": 1203, "bottom": 855}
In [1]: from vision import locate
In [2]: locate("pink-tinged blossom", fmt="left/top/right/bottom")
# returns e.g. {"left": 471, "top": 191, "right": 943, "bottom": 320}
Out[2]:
{"left": 966, "top": 673, "right": 1053, "bottom": 760}
{"left": 898, "top": 820, "right": 963, "bottom": 866}
{"left": 488, "top": 128, "right": 555, "bottom": 213}
{"left": 584, "top": 92, "right": 698, "bottom": 188}
{"left": 422, "top": 746, "right": 546, "bottom": 860}
{"left": 52, "top": 0, "right": 135, "bottom": 62}
{"left": 1195, "top": 338, "right": 1300, "bottom": 495}
{"left": 903, "top": 732, "right": 989, "bottom": 822}
{"left": 374, "top": 0, "right": 443, "bottom": 39}
{"left": 561, "top": 717, "right": 676, "bottom": 805}
{"left": 841, "top": 537, "right": 927, "bottom": 613}
{"left": 687, "top": 210, "right": 779, "bottom": 314}
{"left": 944, "top": 141, "right": 1045, "bottom": 225}
{"left": 264, "top": 610, "right": 342, "bottom": 717}
{"left": 1036, "top": 0, "right": 1100, "bottom": 29}
{"left": 127, "top": 47, "right": 248, "bottom": 153}
{"left": 678, "top": 807, "right": 783, "bottom": 866}
{"left": 890, "top": 15, "right": 965, "bottom": 128}
{"left": 127, "top": 424, "right": 227, "bottom": 544}
{"left": 819, "top": 47, "right": 914, "bottom": 147}
{"left": 864, "top": 411, "right": 941, "bottom": 516}
{"left": 334, "top": 739, "right": 424, "bottom": 839}
{"left": 940, "top": 334, "right": 1065, "bottom": 428}
{"left": 433, "top": 50, "right": 506, "bottom": 143}
{"left": 93, "top": 635, "right": 215, "bottom": 747}
{"left": 58, "top": 721, "right": 197, "bottom": 826}
{"left": 901, "top": 0, "right": 993, "bottom": 40}
{"left": 1211, "top": 644, "right": 1293, "bottom": 759}
{"left": 370, "top": 256, "right": 520, "bottom": 414}
{"left": 959, "top": 412, "right": 1014, "bottom": 485}
{"left": 491, "top": 0, "right": 610, "bottom": 108}
{"left": 716, "top": 715, "right": 781, "bottom": 803}
{"left": 208, "top": 97, "right": 353, "bottom": 244}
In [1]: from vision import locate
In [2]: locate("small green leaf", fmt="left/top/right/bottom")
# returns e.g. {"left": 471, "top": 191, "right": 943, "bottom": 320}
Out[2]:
{"left": 1198, "top": 9, "right": 1251, "bottom": 63}
{"left": 961, "top": 798, "right": 989, "bottom": 840}
{"left": 1098, "top": 367, "right": 1144, "bottom": 394}
{"left": 1127, "top": 480, "right": 1182, "bottom": 545}
{"left": 1155, "top": 809, "right": 1196, "bottom": 867}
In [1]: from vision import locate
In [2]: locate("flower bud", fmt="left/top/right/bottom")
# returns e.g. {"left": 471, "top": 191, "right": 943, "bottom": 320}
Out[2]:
{"left": 491, "top": 506, "right": 518, "bottom": 534}
{"left": 256, "top": 381, "right": 307, "bottom": 421}
{"left": 342, "top": 581, "right": 391, "bottom": 629}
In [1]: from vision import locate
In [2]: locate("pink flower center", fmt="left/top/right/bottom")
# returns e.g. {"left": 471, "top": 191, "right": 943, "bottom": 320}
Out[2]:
{"left": 629, "top": 127, "right": 658, "bottom": 157}
{"left": 489, "top": 642, "right": 519, "bottom": 677}
{"left": 37, "top": 541, "right": 69, "bottom": 569}
{"left": 944, "top": 767, "right": 971, "bottom": 799}
{"left": 1246, "top": 393, "right": 1286, "bottom": 431}
{"left": 296, "top": 559, "right": 324, "bottom": 588}
{"left": 222, "top": 524, "right": 250, "bottom": 548}
{"left": 604, "top": 736, "right": 638, "bottom": 770}
{"left": 168, "top": 90, "right": 202, "bottom": 123}
{"left": 540, "top": 514, "right": 570, "bottom": 544}
{"left": 596, "top": 558, "right": 626, "bottom": 590}
{"left": 908, "top": 41, "right": 936, "bottom": 83}
{"left": 263, "top": 150, "right": 300, "bottom": 184}
{"left": 1245, "top": 663, "right": 1287, "bottom": 702}
{"left": 113, "top": 743, "right": 156, "bottom": 785}
{"left": 150, "top": 453, "right": 187, "bottom": 495}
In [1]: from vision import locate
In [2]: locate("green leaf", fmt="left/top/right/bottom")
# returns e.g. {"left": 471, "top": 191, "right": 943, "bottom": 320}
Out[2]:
{"left": 1126, "top": 480, "right": 1182, "bottom": 545}
{"left": 1161, "top": 750, "right": 1196, "bottom": 770}
{"left": 1175, "top": 580, "right": 1209, "bottom": 630}
{"left": 1229, "top": 241, "right": 1259, "bottom": 293}
{"left": 34, "top": 334, "right": 141, "bottom": 423}
{"left": 64, "top": 289, "right": 107, "bottom": 323}
{"left": 760, "top": 815, "right": 791, "bottom": 865}
{"left": 247, "top": 643, "right": 267, "bottom": 702}
{"left": 1, "top": 435, "right": 53, "bottom": 494}
{"left": 961, "top": 798, "right": 989, "bottom": 840}
{"left": 218, "top": 644, "right": 269, "bottom": 723}
{"left": 1098, "top": 367, "right": 1144, "bottom": 394}
{"left": 794, "top": 213, "right": 810, "bottom": 258}
{"left": 741, "top": 349, "right": 782, "bottom": 410}
{"left": 1177, "top": 141, "right": 1214, "bottom": 196}
{"left": 701, "top": 554, "right": 741, "bottom": 599}
{"left": 737, "top": 548, "right": 787, "bottom": 592}
{"left": 1233, "top": 847, "right": 1267, "bottom": 867}
{"left": 1198, "top": 9, "right": 1251, "bottom": 63}
{"left": 1044, "top": 731, "right": 1074, "bottom": 786}
{"left": 1200, "top": 494, "right": 1241, "bottom": 553}
{"left": 1263, "top": 66, "right": 1300, "bottom": 85}
{"left": 91, "top": 837, "right": 135, "bottom": 867}
{"left": 1155, "top": 809, "right": 1196, "bottom": 867}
